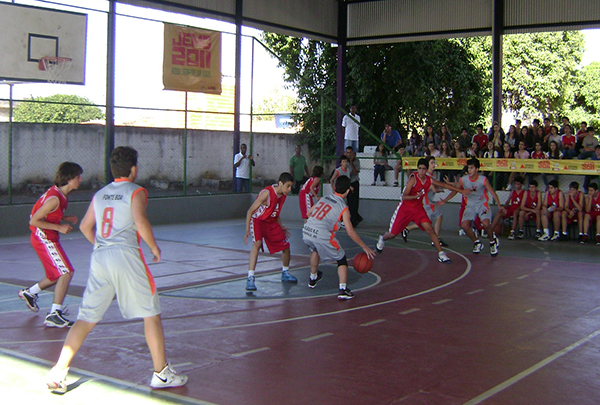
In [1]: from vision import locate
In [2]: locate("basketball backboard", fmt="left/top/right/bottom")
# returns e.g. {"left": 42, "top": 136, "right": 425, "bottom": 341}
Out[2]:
{"left": 0, "top": 3, "right": 87, "bottom": 84}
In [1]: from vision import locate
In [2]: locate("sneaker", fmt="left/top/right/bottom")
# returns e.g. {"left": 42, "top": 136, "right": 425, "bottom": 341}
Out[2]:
{"left": 150, "top": 364, "right": 188, "bottom": 389}
{"left": 481, "top": 230, "right": 488, "bottom": 238}
{"left": 337, "top": 288, "right": 355, "bottom": 300}
{"left": 46, "top": 366, "right": 69, "bottom": 393}
{"left": 535, "top": 230, "right": 542, "bottom": 239}
{"left": 401, "top": 228, "right": 409, "bottom": 243}
{"left": 494, "top": 236, "right": 500, "bottom": 248}
{"left": 376, "top": 235, "right": 385, "bottom": 253}
{"left": 371, "top": 182, "right": 376, "bottom": 186}
{"left": 472, "top": 241, "right": 484, "bottom": 254}
{"left": 517, "top": 230, "right": 525, "bottom": 239}
{"left": 580, "top": 235, "right": 588, "bottom": 245}
{"left": 431, "top": 239, "right": 449, "bottom": 248}
{"left": 18, "top": 288, "right": 39, "bottom": 312}
{"left": 508, "top": 230, "right": 515, "bottom": 240}
{"left": 393, "top": 181, "right": 399, "bottom": 187}
{"left": 458, "top": 229, "right": 466, "bottom": 236}
{"left": 281, "top": 270, "right": 298, "bottom": 282}
{"left": 596, "top": 235, "right": 600, "bottom": 246}
{"left": 246, "top": 276, "right": 257, "bottom": 291}
{"left": 538, "top": 234, "right": 550, "bottom": 242}
{"left": 44, "top": 310, "right": 74, "bottom": 328}
{"left": 438, "top": 251, "right": 451, "bottom": 263}
{"left": 550, "top": 233, "right": 560, "bottom": 241}
{"left": 490, "top": 241, "right": 498, "bottom": 257}
{"left": 308, "top": 270, "right": 323, "bottom": 288}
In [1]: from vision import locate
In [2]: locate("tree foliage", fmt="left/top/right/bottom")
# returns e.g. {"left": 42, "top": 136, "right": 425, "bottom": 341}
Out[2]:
{"left": 576, "top": 62, "right": 600, "bottom": 115}
{"left": 14, "top": 94, "right": 105, "bottom": 123}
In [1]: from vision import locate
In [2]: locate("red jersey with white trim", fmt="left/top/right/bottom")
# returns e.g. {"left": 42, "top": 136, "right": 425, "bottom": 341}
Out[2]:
{"left": 589, "top": 194, "right": 600, "bottom": 213}
{"left": 567, "top": 191, "right": 582, "bottom": 210}
{"left": 524, "top": 190, "right": 540, "bottom": 209}
{"left": 252, "top": 185, "right": 286, "bottom": 222}
{"left": 507, "top": 189, "right": 525, "bottom": 209}
{"left": 300, "top": 176, "right": 320, "bottom": 195}
{"left": 405, "top": 173, "right": 431, "bottom": 206}
{"left": 546, "top": 190, "right": 562, "bottom": 208}
{"left": 29, "top": 185, "right": 67, "bottom": 242}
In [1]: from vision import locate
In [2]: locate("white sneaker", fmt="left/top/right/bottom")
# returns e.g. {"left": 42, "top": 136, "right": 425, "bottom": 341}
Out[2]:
{"left": 438, "top": 251, "right": 451, "bottom": 263}
{"left": 458, "top": 229, "right": 466, "bottom": 236}
{"left": 150, "top": 364, "right": 188, "bottom": 389}
{"left": 538, "top": 234, "right": 550, "bottom": 241}
{"left": 490, "top": 241, "right": 498, "bottom": 257}
{"left": 376, "top": 235, "right": 385, "bottom": 253}
{"left": 550, "top": 232, "right": 560, "bottom": 241}
{"left": 508, "top": 230, "right": 515, "bottom": 240}
{"left": 473, "top": 241, "right": 484, "bottom": 254}
{"left": 46, "top": 366, "right": 69, "bottom": 393}
{"left": 494, "top": 235, "right": 500, "bottom": 248}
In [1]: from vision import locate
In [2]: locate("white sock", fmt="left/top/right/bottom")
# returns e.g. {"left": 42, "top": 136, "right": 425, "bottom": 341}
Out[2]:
{"left": 339, "top": 283, "right": 347, "bottom": 290}
{"left": 544, "top": 229, "right": 550, "bottom": 236}
{"left": 282, "top": 266, "right": 290, "bottom": 272}
{"left": 50, "top": 304, "right": 62, "bottom": 313}
{"left": 310, "top": 273, "right": 318, "bottom": 280}
{"left": 248, "top": 270, "right": 255, "bottom": 277}
{"left": 29, "top": 283, "right": 41, "bottom": 295}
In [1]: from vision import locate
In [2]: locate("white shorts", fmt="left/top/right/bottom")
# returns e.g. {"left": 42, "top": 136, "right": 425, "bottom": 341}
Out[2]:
{"left": 462, "top": 204, "right": 492, "bottom": 223}
{"left": 425, "top": 204, "right": 442, "bottom": 221}
{"left": 303, "top": 233, "right": 345, "bottom": 263}
{"left": 77, "top": 245, "right": 161, "bottom": 323}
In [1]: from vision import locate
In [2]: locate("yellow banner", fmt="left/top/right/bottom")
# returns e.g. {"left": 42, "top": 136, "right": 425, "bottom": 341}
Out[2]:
{"left": 163, "top": 24, "right": 221, "bottom": 94}
{"left": 400, "top": 157, "right": 600, "bottom": 175}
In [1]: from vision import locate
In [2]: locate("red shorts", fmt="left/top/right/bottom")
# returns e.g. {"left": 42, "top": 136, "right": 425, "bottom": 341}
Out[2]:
{"left": 523, "top": 212, "right": 538, "bottom": 222}
{"left": 251, "top": 218, "right": 290, "bottom": 254}
{"left": 30, "top": 230, "right": 74, "bottom": 282}
{"left": 565, "top": 211, "right": 580, "bottom": 225}
{"left": 389, "top": 201, "right": 431, "bottom": 235}
{"left": 504, "top": 206, "right": 519, "bottom": 219}
{"left": 299, "top": 191, "right": 314, "bottom": 220}
{"left": 587, "top": 211, "right": 600, "bottom": 221}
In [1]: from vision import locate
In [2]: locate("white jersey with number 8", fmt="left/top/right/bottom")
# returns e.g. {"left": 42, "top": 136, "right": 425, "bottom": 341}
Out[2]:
{"left": 93, "top": 179, "right": 147, "bottom": 249}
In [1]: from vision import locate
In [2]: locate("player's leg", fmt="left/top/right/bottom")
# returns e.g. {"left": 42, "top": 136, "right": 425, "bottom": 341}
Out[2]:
{"left": 422, "top": 222, "right": 442, "bottom": 252}
{"left": 539, "top": 208, "right": 551, "bottom": 240}
{"left": 145, "top": 314, "right": 188, "bottom": 388}
{"left": 582, "top": 213, "right": 591, "bottom": 244}
{"left": 308, "top": 251, "right": 323, "bottom": 288}
{"left": 561, "top": 211, "right": 568, "bottom": 233}
{"left": 551, "top": 211, "right": 561, "bottom": 240}
{"left": 53, "top": 272, "right": 73, "bottom": 307}
{"left": 461, "top": 219, "right": 477, "bottom": 242}
{"left": 481, "top": 218, "right": 494, "bottom": 242}
{"left": 511, "top": 209, "right": 519, "bottom": 231}
{"left": 336, "top": 256, "right": 354, "bottom": 299}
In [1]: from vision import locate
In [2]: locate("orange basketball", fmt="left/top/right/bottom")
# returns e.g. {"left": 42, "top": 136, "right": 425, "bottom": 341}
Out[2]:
{"left": 353, "top": 252, "right": 373, "bottom": 274}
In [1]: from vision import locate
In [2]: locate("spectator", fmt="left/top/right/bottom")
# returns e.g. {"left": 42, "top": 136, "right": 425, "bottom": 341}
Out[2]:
{"left": 436, "top": 125, "right": 452, "bottom": 146}
{"left": 342, "top": 105, "right": 360, "bottom": 152}
{"left": 538, "top": 179, "right": 564, "bottom": 241}
{"left": 489, "top": 122, "right": 504, "bottom": 148}
{"left": 392, "top": 144, "right": 410, "bottom": 187}
{"left": 578, "top": 126, "right": 598, "bottom": 160}
{"left": 234, "top": 143, "right": 255, "bottom": 193}
{"left": 345, "top": 146, "right": 363, "bottom": 227}
{"left": 582, "top": 144, "right": 600, "bottom": 193}
{"left": 542, "top": 117, "right": 552, "bottom": 137}
{"left": 559, "top": 116, "right": 571, "bottom": 135}
{"left": 457, "top": 127, "right": 472, "bottom": 151}
{"left": 561, "top": 181, "right": 584, "bottom": 242}
{"left": 501, "top": 142, "right": 514, "bottom": 158}
{"left": 483, "top": 141, "right": 500, "bottom": 159}
{"left": 519, "top": 125, "right": 534, "bottom": 150}
{"left": 581, "top": 182, "right": 600, "bottom": 245}
{"left": 546, "top": 126, "right": 562, "bottom": 151}
{"left": 515, "top": 140, "right": 530, "bottom": 159}
{"left": 543, "top": 140, "right": 561, "bottom": 187}
{"left": 424, "top": 124, "right": 436, "bottom": 147}
{"left": 515, "top": 119, "right": 522, "bottom": 136}
{"left": 467, "top": 141, "right": 481, "bottom": 158}
{"left": 381, "top": 123, "right": 402, "bottom": 151}
{"left": 289, "top": 145, "right": 310, "bottom": 194}
{"left": 561, "top": 124, "right": 577, "bottom": 159}
{"left": 439, "top": 140, "right": 452, "bottom": 158}
{"left": 407, "top": 128, "right": 423, "bottom": 156}
{"left": 425, "top": 142, "right": 441, "bottom": 157}
{"left": 452, "top": 141, "right": 466, "bottom": 158}
{"left": 505, "top": 125, "right": 518, "bottom": 151}
{"left": 518, "top": 180, "right": 543, "bottom": 239}
{"left": 472, "top": 124, "right": 488, "bottom": 151}
{"left": 576, "top": 121, "right": 589, "bottom": 153}
{"left": 533, "top": 126, "right": 545, "bottom": 152}
{"left": 372, "top": 143, "right": 388, "bottom": 186}
{"left": 529, "top": 141, "right": 549, "bottom": 189}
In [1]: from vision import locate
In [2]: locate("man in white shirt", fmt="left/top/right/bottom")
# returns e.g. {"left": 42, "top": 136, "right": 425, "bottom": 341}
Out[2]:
{"left": 234, "top": 143, "right": 255, "bottom": 192}
{"left": 342, "top": 105, "right": 360, "bottom": 152}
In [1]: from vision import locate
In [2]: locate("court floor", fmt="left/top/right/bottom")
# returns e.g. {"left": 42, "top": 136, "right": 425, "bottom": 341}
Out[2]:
{"left": 1, "top": 218, "right": 600, "bottom": 404}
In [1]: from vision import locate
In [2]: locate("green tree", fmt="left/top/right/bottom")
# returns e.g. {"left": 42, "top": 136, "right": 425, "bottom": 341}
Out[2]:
{"left": 576, "top": 62, "right": 600, "bottom": 114}
{"left": 253, "top": 87, "right": 297, "bottom": 121}
{"left": 14, "top": 94, "right": 105, "bottom": 123}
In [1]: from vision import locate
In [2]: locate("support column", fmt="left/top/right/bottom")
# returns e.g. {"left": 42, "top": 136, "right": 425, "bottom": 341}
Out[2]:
{"left": 336, "top": 0, "right": 348, "bottom": 158}
{"left": 233, "top": 0, "right": 243, "bottom": 191}
{"left": 105, "top": 0, "right": 116, "bottom": 183}
{"left": 491, "top": 0, "right": 504, "bottom": 126}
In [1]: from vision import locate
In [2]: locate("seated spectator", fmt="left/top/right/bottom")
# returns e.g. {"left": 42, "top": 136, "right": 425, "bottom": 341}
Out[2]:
{"left": 457, "top": 127, "right": 472, "bottom": 151}
{"left": 467, "top": 141, "right": 481, "bottom": 158}
{"left": 483, "top": 142, "right": 500, "bottom": 159}
{"left": 581, "top": 183, "right": 600, "bottom": 245}
{"left": 491, "top": 175, "right": 525, "bottom": 240}
{"left": 489, "top": 122, "right": 504, "bottom": 149}
{"left": 501, "top": 142, "right": 514, "bottom": 158}
{"left": 561, "top": 181, "right": 584, "bottom": 242}
{"left": 500, "top": 143, "right": 515, "bottom": 189}
{"left": 583, "top": 144, "right": 600, "bottom": 193}
{"left": 519, "top": 125, "right": 534, "bottom": 151}
{"left": 472, "top": 124, "right": 488, "bottom": 151}
{"left": 538, "top": 179, "right": 564, "bottom": 241}
{"left": 407, "top": 128, "right": 423, "bottom": 156}
{"left": 436, "top": 125, "right": 452, "bottom": 146}
{"left": 518, "top": 180, "right": 542, "bottom": 239}
{"left": 559, "top": 116, "right": 571, "bottom": 135}
{"left": 578, "top": 126, "right": 598, "bottom": 160}
{"left": 424, "top": 124, "right": 437, "bottom": 147}
{"left": 561, "top": 124, "right": 577, "bottom": 159}
{"left": 546, "top": 126, "right": 562, "bottom": 151}
{"left": 381, "top": 123, "right": 402, "bottom": 151}
{"left": 392, "top": 144, "right": 410, "bottom": 187}
{"left": 438, "top": 140, "right": 452, "bottom": 158}
{"left": 425, "top": 142, "right": 441, "bottom": 157}
{"left": 515, "top": 140, "right": 530, "bottom": 159}
{"left": 452, "top": 141, "right": 466, "bottom": 158}
{"left": 372, "top": 143, "right": 389, "bottom": 186}
{"left": 505, "top": 125, "right": 518, "bottom": 151}
{"left": 533, "top": 126, "right": 545, "bottom": 152}
{"left": 576, "top": 121, "right": 589, "bottom": 153}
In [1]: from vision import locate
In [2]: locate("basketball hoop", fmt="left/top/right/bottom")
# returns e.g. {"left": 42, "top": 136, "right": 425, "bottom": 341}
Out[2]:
{"left": 38, "top": 56, "right": 73, "bottom": 84}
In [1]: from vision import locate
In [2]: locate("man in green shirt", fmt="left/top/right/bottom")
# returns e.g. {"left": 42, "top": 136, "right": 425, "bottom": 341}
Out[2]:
{"left": 290, "top": 145, "right": 309, "bottom": 194}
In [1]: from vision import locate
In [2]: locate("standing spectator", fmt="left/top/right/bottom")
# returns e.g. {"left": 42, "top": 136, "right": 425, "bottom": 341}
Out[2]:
{"left": 381, "top": 123, "right": 402, "bottom": 151}
{"left": 342, "top": 105, "right": 360, "bottom": 152}
{"left": 234, "top": 143, "right": 255, "bottom": 193}
{"left": 576, "top": 121, "right": 589, "bottom": 153}
{"left": 372, "top": 143, "right": 388, "bottom": 186}
{"left": 436, "top": 125, "right": 452, "bottom": 146}
{"left": 505, "top": 125, "right": 518, "bottom": 151}
{"left": 457, "top": 127, "right": 472, "bottom": 151}
{"left": 561, "top": 125, "right": 577, "bottom": 159}
{"left": 425, "top": 142, "right": 441, "bottom": 157}
{"left": 519, "top": 125, "right": 534, "bottom": 150}
{"left": 542, "top": 117, "right": 553, "bottom": 137}
{"left": 578, "top": 126, "right": 598, "bottom": 160}
{"left": 345, "top": 146, "right": 363, "bottom": 227}
{"left": 472, "top": 124, "right": 489, "bottom": 151}
{"left": 289, "top": 145, "right": 310, "bottom": 194}
{"left": 439, "top": 140, "right": 452, "bottom": 158}
{"left": 488, "top": 121, "right": 504, "bottom": 148}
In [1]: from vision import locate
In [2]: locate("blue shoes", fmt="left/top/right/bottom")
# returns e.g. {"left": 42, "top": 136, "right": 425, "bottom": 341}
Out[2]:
{"left": 281, "top": 270, "right": 298, "bottom": 283}
{"left": 246, "top": 276, "right": 257, "bottom": 291}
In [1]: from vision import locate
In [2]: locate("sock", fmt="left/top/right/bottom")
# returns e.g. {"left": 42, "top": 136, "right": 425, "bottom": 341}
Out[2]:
{"left": 29, "top": 283, "right": 41, "bottom": 295}
{"left": 282, "top": 266, "right": 290, "bottom": 273}
{"left": 544, "top": 229, "right": 550, "bottom": 236}
{"left": 339, "top": 283, "right": 347, "bottom": 290}
{"left": 248, "top": 270, "right": 255, "bottom": 277}
{"left": 310, "top": 273, "right": 318, "bottom": 280}
{"left": 51, "top": 304, "right": 62, "bottom": 313}
{"left": 474, "top": 239, "right": 480, "bottom": 244}
{"left": 562, "top": 232, "right": 567, "bottom": 235}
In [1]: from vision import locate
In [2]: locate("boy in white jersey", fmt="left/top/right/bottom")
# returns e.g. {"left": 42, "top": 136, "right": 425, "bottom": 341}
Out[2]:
{"left": 46, "top": 147, "right": 187, "bottom": 393}
{"left": 302, "top": 176, "right": 375, "bottom": 299}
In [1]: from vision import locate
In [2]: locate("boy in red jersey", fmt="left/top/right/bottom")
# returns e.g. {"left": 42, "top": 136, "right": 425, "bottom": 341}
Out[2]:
{"left": 491, "top": 175, "right": 525, "bottom": 240}
{"left": 538, "top": 179, "right": 564, "bottom": 241}
{"left": 20, "top": 162, "right": 82, "bottom": 328}
{"left": 561, "top": 181, "right": 584, "bottom": 241}
{"left": 244, "top": 172, "right": 296, "bottom": 291}
{"left": 581, "top": 183, "right": 600, "bottom": 245}
{"left": 299, "top": 165, "right": 324, "bottom": 222}
{"left": 518, "top": 180, "right": 542, "bottom": 239}
{"left": 376, "top": 158, "right": 468, "bottom": 263}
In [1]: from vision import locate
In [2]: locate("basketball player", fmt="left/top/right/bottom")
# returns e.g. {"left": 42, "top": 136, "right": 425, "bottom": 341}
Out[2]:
{"left": 490, "top": 175, "right": 525, "bottom": 240}
{"left": 539, "top": 179, "right": 564, "bottom": 241}
{"left": 581, "top": 183, "right": 600, "bottom": 245}
{"left": 518, "top": 180, "right": 543, "bottom": 239}
{"left": 561, "top": 181, "right": 584, "bottom": 241}
{"left": 376, "top": 158, "right": 469, "bottom": 263}
{"left": 302, "top": 176, "right": 375, "bottom": 299}
{"left": 46, "top": 147, "right": 188, "bottom": 393}
{"left": 244, "top": 172, "right": 297, "bottom": 291}
{"left": 20, "top": 162, "right": 82, "bottom": 328}
{"left": 299, "top": 165, "right": 324, "bottom": 222}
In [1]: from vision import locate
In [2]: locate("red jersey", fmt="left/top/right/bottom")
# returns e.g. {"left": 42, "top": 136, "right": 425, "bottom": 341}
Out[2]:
{"left": 546, "top": 190, "right": 562, "bottom": 208}
{"left": 252, "top": 185, "right": 286, "bottom": 222}
{"left": 524, "top": 190, "right": 540, "bottom": 209}
{"left": 566, "top": 191, "right": 582, "bottom": 210}
{"left": 562, "top": 134, "right": 576, "bottom": 149}
{"left": 300, "top": 176, "right": 320, "bottom": 196}
{"left": 589, "top": 194, "right": 600, "bottom": 213}
{"left": 405, "top": 173, "right": 431, "bottom": 206}
{"left": 507, "top": 189, "right": 525, "bottom": 209}
{"left": 29, "top": 185, "right": 67, "bottom": 242}
{"left": 472, "top": 133, "right": 488, "bottom": 151}
{"left": 531, "top": 150, "right": 547, "bottom": 159}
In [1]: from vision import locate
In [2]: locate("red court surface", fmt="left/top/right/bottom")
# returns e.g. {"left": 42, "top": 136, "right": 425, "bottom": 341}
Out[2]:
{"left": 2, "top": 219, "right": 600, "bottom": 404}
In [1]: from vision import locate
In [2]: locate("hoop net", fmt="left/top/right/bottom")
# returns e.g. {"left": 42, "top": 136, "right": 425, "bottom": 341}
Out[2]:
{"left": 38, "top": 57, "right": 73, "bottom": 84}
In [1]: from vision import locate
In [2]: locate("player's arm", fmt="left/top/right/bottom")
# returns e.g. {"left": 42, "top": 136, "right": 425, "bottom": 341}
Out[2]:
{"left": 574, "top": 193, "right": 584, "bottom": 211}
{"left": 310, "top": 178, "right": 321, "bottom": 198}
{"left": 483, "top": 178, "right": 503, "bottom": 209}
{"left": 535, "top": 192, "right": 543, "bottom": 213}
{"left": 131, "top": 190, "right": 161, "bottom": 262}
{"left": 519, "top": 194, "right": 531, "bottom": 212}
{"left": 29, "top": 197, "right": 72, "bottom": 234}
{"left": 244, "top": 190, "right": 268, "bottom": 244}
{"left": 341, "top": 209, "right": 375, "bottom": 259}
{"left": 330, "top": 171, "right": 339, "bottom": 189}
{"left": 437, "top": 190, "right": 459, "bottom": 207}
{"left": 401, "top": 176, "right": 420, "bottom": 201}
{"left": 431, "top": 177, "right": 470, "bottom": 196}
{"left": 79, "top": 200, "right": 97, "bottom": 245}
{"left": 276, "top": 216, "right": 290, "bottom": 238}
{"left": 557, "top": 192, "right": 565, "bottom": 211}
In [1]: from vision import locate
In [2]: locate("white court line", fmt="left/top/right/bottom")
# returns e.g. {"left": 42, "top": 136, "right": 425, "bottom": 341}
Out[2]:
{"left": 517, "top": 275, "right": 529, "bottom": 280}
{"left": 360, "top": 319, "right": 385, "bottom": 327}
{"left": 533, "top": 268, "right": 542, "bottom": 273}
{"left": 494, "top": 282, "right": 509, "bottom": 287}
{"left": 524, "top": 309, "right": 536, "bottom": 313}
{"left": 231, "top": 347, "right": 270, "bottom": 357}
{"left": 463, "top": 328, "right": 600, "bottom": 405}
{"left": 400, "top": 308, "right": 421, "bottom": 315}
{"left": 301, "top": 333, "right": 333, "bottom": 342}
{"left": 466, "top": 289, "right": 484, "bottom": 295}
{"left": 432, "top": 299, "right": 453, "bottom": 305}
{"left": 542, "top": 262, "right": 549, "bottom": 267}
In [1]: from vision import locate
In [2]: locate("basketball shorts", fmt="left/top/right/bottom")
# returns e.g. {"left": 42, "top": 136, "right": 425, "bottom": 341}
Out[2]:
{"left": 425, "top": 203, "right": 442, "bottom": 221}
{"left": 30, "top": 230, "right": 74, "bottom": 282}
{"left": 251, "top": 218, "right": 290, "bottom": 254}
{"left": 565, "top": 210, "right": 580, "bottom": 224}
{"left": 389, "top": 202, "right": 430, "bottom": 236}
{"left": 502, "top": 205, "right": 519, "bottom": 219}
{"left": 587, "top": 211, "right": 600, "bottom": 221}
{"left": 462, "top": 204, "right": 492, "bottom": 223}
{"left": 77, "top": 245, "right": 160, "bottom": 323}
{"left": 299, "top": 191, "right": 314, "bottom": 220}
{"left": 523, "top": 211, "right": 538, "bottom": 222}
{"left": 303, "top": 234, "right": 345, "bottom": 263}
